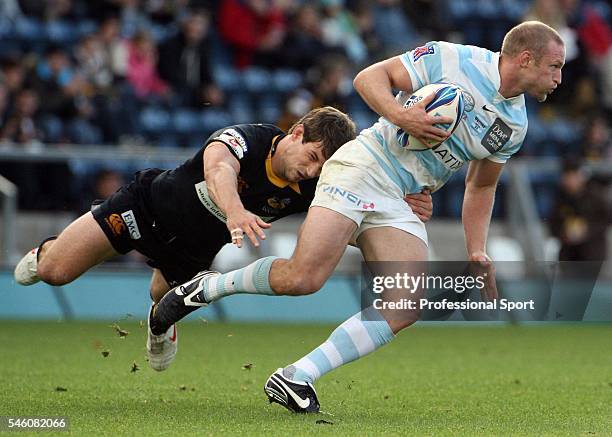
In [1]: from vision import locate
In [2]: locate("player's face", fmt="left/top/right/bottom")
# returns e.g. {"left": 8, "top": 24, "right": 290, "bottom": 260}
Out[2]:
{"left": 524, "top": 41, "right": 565, "bottom": 102}
{"left": 282, "top": 140, "right": 327, "bottom": 183}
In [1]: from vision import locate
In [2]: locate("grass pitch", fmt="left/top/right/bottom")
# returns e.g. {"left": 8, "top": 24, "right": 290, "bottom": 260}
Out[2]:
{"left": 0, "top": 321, "right": 610, "bottom": 435}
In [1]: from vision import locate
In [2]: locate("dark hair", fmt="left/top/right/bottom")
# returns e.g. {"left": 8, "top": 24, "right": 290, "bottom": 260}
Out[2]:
{"left": 288, "top": 106, "right": 357, "bottom": 158}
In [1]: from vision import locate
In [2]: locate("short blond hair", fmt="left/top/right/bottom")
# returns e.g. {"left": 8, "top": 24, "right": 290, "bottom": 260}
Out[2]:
{"left": 501, "top": 21, "right": 564, "bottom": 62}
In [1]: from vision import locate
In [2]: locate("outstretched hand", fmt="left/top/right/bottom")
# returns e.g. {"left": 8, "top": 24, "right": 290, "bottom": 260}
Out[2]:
{"left": 226, "top": 208, "right": 271, "bottom": 248}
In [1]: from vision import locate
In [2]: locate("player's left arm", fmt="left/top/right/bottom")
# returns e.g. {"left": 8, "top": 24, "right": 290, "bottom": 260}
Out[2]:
{"left": 462, "top": 159, "right": 504, "bottom": 299}
{"left": 462, "top": 159, "right": 504, "bottom": 260}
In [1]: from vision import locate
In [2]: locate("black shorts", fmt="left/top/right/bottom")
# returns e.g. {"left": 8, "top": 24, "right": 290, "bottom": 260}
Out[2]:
{"left": 91, "top": 169, "right": 220, "bottom": 286}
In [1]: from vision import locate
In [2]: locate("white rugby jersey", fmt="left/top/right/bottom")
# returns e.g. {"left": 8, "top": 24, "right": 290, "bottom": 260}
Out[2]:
{"left": 359, "top": 41, "right": 528, "bottom": 194}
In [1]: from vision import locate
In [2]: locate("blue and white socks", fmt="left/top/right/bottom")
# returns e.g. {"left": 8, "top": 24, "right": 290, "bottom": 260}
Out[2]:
{"left": 203, "top": 256, "right": 278, "bottom": 303}
{"left": 283, "top": 307, "right": 394, "bottom": 384}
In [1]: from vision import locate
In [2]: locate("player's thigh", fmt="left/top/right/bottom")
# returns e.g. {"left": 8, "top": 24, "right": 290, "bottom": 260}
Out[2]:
{"left": 357, "top": 226, "right": 428, "bottom": 332}
{"left": 357, "top": 226, "right": 428, "bottom": 262}
{"left": 38, "top": 212, "right": 119, "bottom": 282}
{"left": 149, "top": 269, "right": 171, "bottom": 303}
{"left": 271, "top": 206, "right": 356, "bottom": 293}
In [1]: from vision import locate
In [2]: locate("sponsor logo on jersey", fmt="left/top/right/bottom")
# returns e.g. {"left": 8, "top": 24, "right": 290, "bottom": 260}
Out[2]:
{"left": 413, "top": 45, "right": 435, "bottom": 62}
{"left": 432, "top": 143, "right": 464, "bottom": 171}
{"left": 322, "top": 185, "right": 376, "bottom": 210}
{"left": 267, "top": 197, "right": 291, "bottom": 210}
{"left": 121, "top": 210, "right": 141, "bottom": 240}
{"left": 471, "top": 115, "right": 487, "bottom": 134}
{"left": 195, "top": 181, "right": 228, "bottom": 223}
{"left": 195, "top": 181, "right": 275, "bottom": 224}
{"left": 462, "top": 90, "right": 475, "bottom": 112}
{"left": 481, "top": 118, "right": 512, "bottom": 154}
{"left": 215, "top": 129, "right": 248, "bottom": 159}
{"left": 104, "top": 213, "right": 125, "bottom": 236}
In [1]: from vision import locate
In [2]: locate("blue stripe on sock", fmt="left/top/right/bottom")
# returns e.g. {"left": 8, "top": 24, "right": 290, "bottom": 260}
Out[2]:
{"left": 329, "top": 326, "right": 360, "bottom": 363}
{"left": 359, "top": 306, "right": 395, "bottom": 347}
{"left": 307, "top": 348, "right": 333, "bottom": 376}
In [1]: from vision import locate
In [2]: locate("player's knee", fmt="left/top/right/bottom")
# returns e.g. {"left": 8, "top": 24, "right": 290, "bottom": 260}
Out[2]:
{"left": 37, "top": 261, "right": 74, "bottom": 286}
{"left": 286, "top": 271, "right": 326, "bottom": 296}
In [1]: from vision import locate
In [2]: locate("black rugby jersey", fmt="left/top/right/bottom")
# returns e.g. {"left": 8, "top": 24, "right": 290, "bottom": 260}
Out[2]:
{"left": 148, "top": 124, "right": 317, "bottom": 252}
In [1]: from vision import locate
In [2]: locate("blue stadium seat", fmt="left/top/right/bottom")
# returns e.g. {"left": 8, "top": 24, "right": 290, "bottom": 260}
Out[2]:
{"left": 201, "top": 110, "right": 233, "bottom": 133}
{"left": 228, "top": 95, "right": 255, "bottom": 124}
{"left": 46, "top": 20, "right": 78, "bottom": 45}
{"left": 156, "top": 134, "right": 180, "bottom": 149}
{"left": 14, "top": 17, "right": 44, "bottom": 41}
{"left": 139, "top": 107, "right": 172, "bottom": 134}
{"left": 272, "top": 69, "right": 302, "bottom": 93}
{"left": 76, "top": 20, "right": 98, "bottom": 38}
{"left": 242, "top": 67, "right": 272, "bottom": 93}
{"left": 213, "top": 66, "right": 241, "bottom": 93}
{"left": 173, "top": 108, "right": 201, "bottom": 134}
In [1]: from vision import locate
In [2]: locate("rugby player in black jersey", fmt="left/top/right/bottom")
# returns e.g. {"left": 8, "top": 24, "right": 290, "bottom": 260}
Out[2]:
{"left": 14, "top": 106, "right": 433, "bottom": 370}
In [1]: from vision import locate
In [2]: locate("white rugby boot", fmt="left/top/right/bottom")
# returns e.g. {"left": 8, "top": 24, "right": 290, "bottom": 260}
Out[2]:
{"left": 146, "top": 304, "right": 178, "bottom": 371}
{"left": 14, "top": 248, "right": 41, "bottom": 286}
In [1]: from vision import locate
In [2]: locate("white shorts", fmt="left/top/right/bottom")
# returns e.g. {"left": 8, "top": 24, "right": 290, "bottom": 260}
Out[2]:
{"left": 310, "top": 137, "right": 428, "bottom": 246}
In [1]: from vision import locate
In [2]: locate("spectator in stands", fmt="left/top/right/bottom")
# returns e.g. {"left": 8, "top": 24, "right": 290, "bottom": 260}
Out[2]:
{"left": 277, "top": 54, "right": 351, "bottom": 131}
{"left": 125, "top": 31, "right": 169, "bottom": 100}
{"left": 96, "top": 15, "right": 127, "bottom": 80}
{"left": 29, "top": 45, "right": 101, "bottom": 144}
{"left": 0, "top": 83, "right": 8, "bottom": 127}
{"left": 367, "top": 0, "right": 420, "bottom": 58}
{"left": 75, "top": 33, "right": 114, "bottom": 92}
{"left": 1, "top": 58, "right": 26, "bottom": 115}
{"left": 581, "top": 115, "right": 611, "bottom": 162}
{"left": 157, "top": 9, "right": 224, "bottom": 108}
{"left": 29, "top": 45, "right": 80, "bottom": 123}
{"left": 0, "top": 87, "right": 77, "bottom": 211}
{"left": 319, "top": 0, "right": 367, "bottom": 64}
{"left": 280, "top": 4, "right": 332, "bottom": 71}
{"left": 80, "top": 168, "right": 125, "bottom": 213}
{"left": 524, "top": 0, "right": 590, "bottom": 112}
{"left": 0, "top": 0, "right": 23, "bottom": 25}
{"left": 0, "top": 88, "right": 43, "bottom": 144}
{"left": 549, "top": 159, "right": 610, "bottom": 261}
{"left": 218, "top": 0, "right": 287, "bottom": 69}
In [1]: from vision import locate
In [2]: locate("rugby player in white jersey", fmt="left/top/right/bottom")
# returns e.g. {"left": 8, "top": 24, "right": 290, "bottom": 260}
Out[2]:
{"left": 149, "top": 21, "right": 565, "bottom": 413}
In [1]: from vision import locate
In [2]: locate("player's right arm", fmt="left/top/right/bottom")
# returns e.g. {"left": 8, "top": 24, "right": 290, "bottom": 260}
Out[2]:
{"left": 353, "top": 56, "right": 453, "bottom": 145}
{"left": 204, "top": 142, "right": 270, "bottom": 247}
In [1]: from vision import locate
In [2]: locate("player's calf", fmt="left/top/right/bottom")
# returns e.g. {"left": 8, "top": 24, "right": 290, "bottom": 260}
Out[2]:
{"left": 268, "top": 259, "right": 327, "bottom": 296}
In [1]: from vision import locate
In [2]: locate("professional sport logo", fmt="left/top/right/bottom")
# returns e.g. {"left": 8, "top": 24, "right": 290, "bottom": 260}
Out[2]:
{"left": 104, "top": 214, "right": 125, "bottom": 237}
{"left": 413, "top": 45, "right": 435, "bottom": 62}
{"left": 322, "top": 185, "right": 376, "bottom": 210}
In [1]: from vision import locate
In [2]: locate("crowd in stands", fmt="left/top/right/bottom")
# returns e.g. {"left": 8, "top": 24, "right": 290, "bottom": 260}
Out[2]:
{"left": 0, "top": 0, "right": 610, "bottom": 219}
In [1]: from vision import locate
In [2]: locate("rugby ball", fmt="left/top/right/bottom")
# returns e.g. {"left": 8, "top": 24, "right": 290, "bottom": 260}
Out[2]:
{"left": 399, "top": 83, "right": 465, "bottom": 151}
